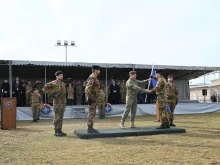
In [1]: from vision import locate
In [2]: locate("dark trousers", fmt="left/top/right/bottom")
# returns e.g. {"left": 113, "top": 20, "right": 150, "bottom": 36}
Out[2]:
{"left": 67, "top": 99, "right": 74, "bottom": 106}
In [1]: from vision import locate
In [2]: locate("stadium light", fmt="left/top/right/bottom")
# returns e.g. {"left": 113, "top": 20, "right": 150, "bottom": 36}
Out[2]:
{"left": 55, "top": 40, "right": 76, "bottom": 62}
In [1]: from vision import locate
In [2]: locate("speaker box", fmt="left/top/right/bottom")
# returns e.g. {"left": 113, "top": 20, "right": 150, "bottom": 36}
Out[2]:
{"left": 202, "top": 89, "right": 207, "bottom": 96}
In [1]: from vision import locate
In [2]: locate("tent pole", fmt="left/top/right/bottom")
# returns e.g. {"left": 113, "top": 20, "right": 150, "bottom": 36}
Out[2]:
{"left": 204, "top": 69, "right": 205, "bottom": 86}
{"left": 9, "top": 61, "right": 13, "bottom": 98}
{"left": 106, "top": 67, "right": 108, "bottom": 101}
{"left": 44, "top": 66, "right": 46, "bottom": 103}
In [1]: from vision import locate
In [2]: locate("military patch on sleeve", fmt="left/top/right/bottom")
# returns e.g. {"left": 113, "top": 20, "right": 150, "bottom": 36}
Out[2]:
{"left": 89, "top": 79, "right": 93, "bottom": 85}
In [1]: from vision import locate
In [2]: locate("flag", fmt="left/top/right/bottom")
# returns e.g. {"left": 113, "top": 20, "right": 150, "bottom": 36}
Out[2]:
{"left": 151, "top": 66, "right": 157, "bottom": 88}
{"left": 150, "top": 66, "right": 171, "bottom": 114}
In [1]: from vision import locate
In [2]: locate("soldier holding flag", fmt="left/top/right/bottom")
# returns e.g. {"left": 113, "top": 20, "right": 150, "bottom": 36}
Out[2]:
{"left": 119, "top": 71, "right": 149, "bottom": 128}
{"left": 146, "top": 70, "right": 170, "bottom": 129}
{"left": 166, "top": 75, "right": 178, "bottom": 127}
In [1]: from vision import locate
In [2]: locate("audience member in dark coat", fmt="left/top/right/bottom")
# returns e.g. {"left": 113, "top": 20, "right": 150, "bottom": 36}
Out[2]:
{"left": 12, "top": 77, "right": 23, "bottom": 106}
{"left": 1, "top": 79, "right": 10, "bottom": 98}
{"left": 110, "top": 81, "right": 120, "bottom": 104}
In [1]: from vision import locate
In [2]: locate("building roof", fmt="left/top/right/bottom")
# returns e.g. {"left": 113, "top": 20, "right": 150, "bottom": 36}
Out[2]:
{"left": 0, "top": 60, "right": 219, "bottom": 80}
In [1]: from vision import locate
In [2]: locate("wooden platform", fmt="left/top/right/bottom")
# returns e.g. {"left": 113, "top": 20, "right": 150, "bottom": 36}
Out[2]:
{"left": 74, "top": 126, "right": 186, "bottom": 139}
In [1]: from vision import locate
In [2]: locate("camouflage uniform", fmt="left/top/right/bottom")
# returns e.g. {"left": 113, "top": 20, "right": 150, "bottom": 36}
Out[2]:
{"left": 75, "top": 83, "right": 83, "bottom": 105}
{"left": 97, "top": 92, "right": 106, "bottom": 118}
{"left": 85, "top": 73, "right": 100, "bottom": 127}
{"left": 35, "top": 82, "right": 44, "bottom": 97}
{"left": 101, "top": 84, "right": 106, "bottom": 93}
{"left": 44, "top": 80, "right": 66, "bottom": 132}
{"left": 31, "top": 92, "right": 42, "bottom": 121}
{"left": 120, "top": 83, "right": 126, "bottom": 103}
{"left": 26, "top": 85, "right": 33, "bottom": 106}
{"left": 121, "top": 78, "right": 147, "bottom": 122}
{"left": 35, "top": 82, "right": 44, "bottom": 117}
{"left": 148, "top": 77, "right": 169, "bottom": 126}
{"left": 166, "top": 82, "right": 178, "bottom": 121}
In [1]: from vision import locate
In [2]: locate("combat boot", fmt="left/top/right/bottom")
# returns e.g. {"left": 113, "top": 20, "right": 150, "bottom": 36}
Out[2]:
{"left": 130, "top": 121, "right": 137, "bottom": 128}
{"left": 37, "top": 117, "right": 40, "bottom": 120}
{"left": 88, "top": 126, "right": 99, "bottom": 133}
{"left": 156, "top": 124, "right": 166, "bottom": 129}
{"left": 60, "top": 130, "right": 67, "bottom": 136}
{"left": 170, "top": 120, "right": 176, "bottom": 127}
{"left": 54, "top": 129, "right": 64, "bottom": 137}
{"left": 99, "top": 115, "right": 104, "bottom": 119}
{"left": 119, "top": 120, "right": 125, "bottom": 128}
{"left": 166, "top": 123, "right": 170, "bottom": 128}
{"left": 33, "top": 119, "right": 38, "bottom": 122}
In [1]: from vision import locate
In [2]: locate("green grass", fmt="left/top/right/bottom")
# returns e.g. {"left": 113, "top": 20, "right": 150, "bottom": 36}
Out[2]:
{"left": 1, "top": 113, "right": 220, "bottom": 165}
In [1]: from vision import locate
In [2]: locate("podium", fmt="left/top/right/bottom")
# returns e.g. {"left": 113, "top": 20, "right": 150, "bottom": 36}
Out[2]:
{"left": 1, "top": 97, "right": 17, "bottom": 129}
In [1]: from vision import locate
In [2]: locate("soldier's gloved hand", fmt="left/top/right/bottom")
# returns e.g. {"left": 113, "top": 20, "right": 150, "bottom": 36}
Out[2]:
{"left": 149, "top": 75, "right": 154, "bottom": 78}
{"left": 88, "top": 98, "right": 94, "bottom": 105}
{"left": 176, "top": 99, "right": 178, "bottom": 105}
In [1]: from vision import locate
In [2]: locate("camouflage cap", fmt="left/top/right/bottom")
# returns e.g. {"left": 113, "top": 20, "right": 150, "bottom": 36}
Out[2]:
{"left": 167, "top": 75, "right": 173, "bottom": 78}
{"left": 55, "top": 71, "right": 63, "bottom": 76}
{"left": 129, "top": 71, "right": 136, "bottom": 75}
{"left": 92, "top": 65, "right": 101, "bottom": 70}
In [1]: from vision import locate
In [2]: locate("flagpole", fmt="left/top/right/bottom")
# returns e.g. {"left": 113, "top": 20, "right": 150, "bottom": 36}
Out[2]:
{"left": 145, "top": 64, "right": 154, "bottom": 102}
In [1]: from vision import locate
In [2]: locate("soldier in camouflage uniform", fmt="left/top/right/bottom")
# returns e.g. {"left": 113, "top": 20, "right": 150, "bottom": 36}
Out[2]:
{"left": 31, "top": 88, "right": 42, "bottom": 122}
{"left": 75, "top": 81, "right": 83, "bottom": 105}
{"left": 120, "top": 80, "right": 126, "bottom": 104}
{"left": 44, "top": 71, "right": 67, "bottom": 137}
{"left": 97, "top": 89, "right": 106, "bottom": 119}
{"left": 147, "top": 70, "right": 170, "bottom": 129}
{"left": 119, "top": 71, "right": 148, "bottom": 128}
{"left": 26, "top": 80, "right": 33, "bottom": 106}
{"left": 34, "top": 80, "right": 44, "bottom": 119}
{"left": 166, "top": 75, "right": 178, "bottom": 127}
{"left": 85, "top": 65, "right": 101, "bottom": 133}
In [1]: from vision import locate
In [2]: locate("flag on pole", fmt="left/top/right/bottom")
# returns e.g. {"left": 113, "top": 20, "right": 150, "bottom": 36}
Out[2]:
{"left": 151, "top": 65, "right": 157, "bottom": 88}
{"left": 150, "top": 66, "right": 171, "bottom": 114}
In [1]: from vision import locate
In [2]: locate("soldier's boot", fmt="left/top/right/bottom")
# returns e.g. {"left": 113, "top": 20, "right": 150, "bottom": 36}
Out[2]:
{"left": 130, "top": 121, "right": 137, "bottom": 128}
{"left": 166, "top": 122, "right": 170, "bottom": 129}
{"left": 33, "top": 119, "right": 38, "bottom": 122}
{"left": 156, "top": 124, "right": 166, "bottom": 129}
{"left": 170, "top": 120, "right": 176, "bottom": 127}
{"left": 60, "top": 130, "right": 67, "bottom": 136}
{"left": 88, "top": 126, "right": 99, "bottom": 133}
{"left": 119, "top": 120, "right": 125, "bottom": 129}
{"left": 36, "top": 117, "right": 40, "bottom": 120}
{"left": 99, "top": 115, "right": 104, "bottom": 119}
{"left": 54, "top": 129, "right": 64, "bottom": 137}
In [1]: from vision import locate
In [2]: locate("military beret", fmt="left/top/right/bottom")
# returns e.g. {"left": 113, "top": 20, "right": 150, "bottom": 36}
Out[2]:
{"left": 55, "top": 71, "right": 63, "bottom": 76}
{"left": 168, "top": 75, "right": 173, "bottom": 78}
{"left": 32, "top": 88, "right": 38, "bottom": 92}
{"left": 129, "top": 71, "right": 136, "bottom": 75}
{"left": 92, "top": 65, "right": 101, "bottom": 70}
{"left": 156, "top": 70, "right": 163, "bottom": 74}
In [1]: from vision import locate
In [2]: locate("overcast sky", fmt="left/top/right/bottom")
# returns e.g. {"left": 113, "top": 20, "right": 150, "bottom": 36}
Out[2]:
{"left": 0, "top": 0, "right": 219, "bottom": 83}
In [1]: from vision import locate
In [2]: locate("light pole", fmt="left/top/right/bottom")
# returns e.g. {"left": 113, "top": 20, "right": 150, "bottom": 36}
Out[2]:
{"left": 54, "top": 40, "right": 76, "bottom": 62}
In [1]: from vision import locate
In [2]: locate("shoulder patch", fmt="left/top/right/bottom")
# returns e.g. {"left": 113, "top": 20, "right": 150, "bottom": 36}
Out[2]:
{"left": 89, "top": 79, "right": 93, "bottom": 85}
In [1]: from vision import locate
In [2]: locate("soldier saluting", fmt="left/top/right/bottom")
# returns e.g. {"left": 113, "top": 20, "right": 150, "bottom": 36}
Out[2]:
{"left": 44, "top": 71, "right": 67, "bottom": 137}
{"left": 85, "top": 65, "right": 101, "bottom": 133}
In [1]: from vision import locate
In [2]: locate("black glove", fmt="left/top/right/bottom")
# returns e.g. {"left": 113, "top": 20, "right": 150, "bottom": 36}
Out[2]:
{"left": 149, "top": 75, "right": 154, "bottom": 78}
{"left": 176, "top": 99, "right": 178, "bottom": 105}
{"left": 88, "top": 98, "right": 94, "bottom": 105}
